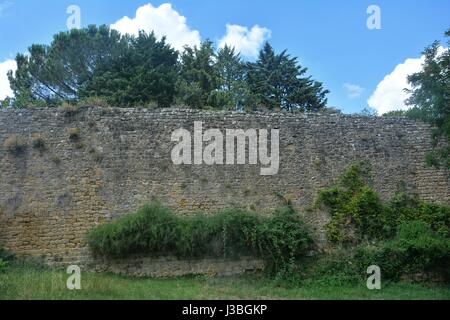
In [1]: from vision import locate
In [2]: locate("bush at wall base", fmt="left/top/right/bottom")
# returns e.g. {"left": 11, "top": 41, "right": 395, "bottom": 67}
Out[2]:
{"left": 86, "top": 203, "right": 314, "bottom": 278}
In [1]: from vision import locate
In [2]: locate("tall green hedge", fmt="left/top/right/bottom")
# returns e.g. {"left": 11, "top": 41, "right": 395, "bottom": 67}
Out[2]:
{"left": 86, "top": 203, "right": 313, "bottom": 274}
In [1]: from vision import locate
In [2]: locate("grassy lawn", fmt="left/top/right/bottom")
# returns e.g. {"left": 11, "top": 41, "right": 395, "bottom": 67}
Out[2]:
{"left": 1, "top": 266, "right": 449, "bottom": 300}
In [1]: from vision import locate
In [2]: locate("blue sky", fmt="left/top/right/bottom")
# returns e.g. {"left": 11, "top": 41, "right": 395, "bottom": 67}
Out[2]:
{"left": 0, "top": 0, "right": 448, "bottom": 113}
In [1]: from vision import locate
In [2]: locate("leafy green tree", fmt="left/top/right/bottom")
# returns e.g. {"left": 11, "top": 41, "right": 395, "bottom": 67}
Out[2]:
{"left": 7, "top": 25, "right": 178, "bottom": 108}
{"left": 214, "top": 45, "right": 253, "bottom": 110}
{"left": 8, "top": 25, "right": 126, "bottom": 107}
{"left": 246, "top": 42, "right": 329, "bottom": 112}
{"left": 176, "top": 41, "right": 220, "bottom": 108}
{"left": 81, "top": 31, "right": 178, "bottom": 108}
{"left": 405, "top": 29, "right": 450, "bottom": 168}
{"left": 6, "top": 25, "right": 330, "bottom": 112}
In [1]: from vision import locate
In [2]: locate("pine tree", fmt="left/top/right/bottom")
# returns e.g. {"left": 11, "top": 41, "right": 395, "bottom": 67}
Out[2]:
{"left": 7, "top": 26, "right": 179, "bottom": 108}
{"left": 8, "top": 25, "right": 126, "bottom": 107}
{"left": 246, "top": 42, "right": 329, "bottom": 111}
{"left": 81, "top": 31, "right": 178, "bottom": 108}
{"left": 214, "top": 45, "right": 252, "bottom": 110}
{"left": 176, "top": 41, "right": 220, "bottom": 108}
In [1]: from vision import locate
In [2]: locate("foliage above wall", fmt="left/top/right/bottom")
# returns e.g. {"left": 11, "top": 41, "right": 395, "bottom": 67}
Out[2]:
{"left": 384, "top": 28, "right": 450, "bottom": 169}
{"left": 2, "top": 25, "right": 328, "bottom": 112}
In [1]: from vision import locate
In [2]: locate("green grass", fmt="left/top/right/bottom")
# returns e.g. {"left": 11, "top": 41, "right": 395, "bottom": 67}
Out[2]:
{"left": 1, "top": 266, "right": 449, "bottom": 300}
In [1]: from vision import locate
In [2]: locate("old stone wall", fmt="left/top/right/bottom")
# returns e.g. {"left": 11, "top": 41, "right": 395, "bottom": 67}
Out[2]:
{"left": 0, "top": 107, "right": 448, "bottom": 273}
{"left": 92, "top": 256, "right": 265, "bottom": 278}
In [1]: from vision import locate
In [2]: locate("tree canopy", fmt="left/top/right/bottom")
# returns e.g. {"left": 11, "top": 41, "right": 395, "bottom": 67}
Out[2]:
{"left": 3, "top": 24, "right": 329, "bottom": 112}
{"left": 81, "top": 30, "right": 178, "bottom": 108}
{"left": 408, "top": 29, "right": 449, "bottom": 168}
{"left": 247, "top": 42, "right": 329, "bottom": 111}
{"left": 8, "top": 25, "right": 126, "bottom": 107}
{"left": 384, "top": 28, "right": 449, "bottom": 169}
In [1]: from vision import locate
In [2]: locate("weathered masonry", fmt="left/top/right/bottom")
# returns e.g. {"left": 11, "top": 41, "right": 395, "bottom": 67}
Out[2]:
{"left": 0, "top": 107, "right": 448, "bottom": 274}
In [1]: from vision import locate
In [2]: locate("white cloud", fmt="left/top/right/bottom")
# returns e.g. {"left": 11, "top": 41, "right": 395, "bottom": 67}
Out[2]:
{"left": 367, "top": 57, "right": 423, "bottom": 114}
{"left": 367, "top": 47, "right": 447, "bottom": 115}
{"left": 343, "top": 83, "right": 364, "bottom": 99}
{"left": 111, "top": 3, "right": 201, "bottom": 51}
{"left": 0, "top": 59, "right": 16, "bottom": 100}
{"left": 218, "top": 24, "right": 271, "bottom": 58}
{"left": 0, "top": 1, "right": 13, "bottom": 16}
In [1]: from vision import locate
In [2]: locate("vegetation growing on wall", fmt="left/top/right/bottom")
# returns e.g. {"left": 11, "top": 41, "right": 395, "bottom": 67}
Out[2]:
{"left": 3, "top": 135, "right": 27, "bottom": 156}
{"left": 31, "top": 135, "right": 46, "bottom": 152}
{"left": 355, "top": 221, "right": 449, "bottom": 282}
{"left": 86, "top": 203, "right": 313, "bottom": 277}
{"left": 86, "top": 171, "right": 450, "bottom": 284}
{"left": 315, "top": 163, "right": 450, "bottom": 244}
{"left": 310, "top": 163, "right": 450, "bottom": 284}
{"left": 302, "top": 221, "right": 450, "bottom": 285}
{"left": 67, "top": 128, "right": 81, "bottom": 141}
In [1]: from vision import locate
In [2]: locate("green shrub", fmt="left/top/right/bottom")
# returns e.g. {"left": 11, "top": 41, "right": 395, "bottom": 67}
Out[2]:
{"left": 172, "top": 209, "right": 261, "bottom": 259}
{"left": 355, "top": 221, "right": 450, "bottom": 282}
{"left": 388, "top": 193, "right": 450, "bottom": 237}
{"left": 316, "top": 164, "right": 450, "bottom": 244}
{"left": 87, "top": 204, "right": 179, "bottom": 258}
{"left": 301, "top": 221, "right": 449, "bottom": 285}
{"left": 86, "top": 203, "right": 313, "bottom": 276}
{"left": 394, "top": 221, "right": 449, "bottom": 279}
{"left": 0, "top": 247, "right": 15, "bottom": 262}
{"left": 300, "top": 248, "right": 361, "bottom": 286}
{"left": 0, "top": 258, "right": 7, "bottom": 273}
{"left": 173, "top": 214, "right": 216, "bottom": 258}
{"left": 0, "top": 248, "right": 15, "bottom": 273}
{"left": 257, "top": 206, "right": 313, "bottom": 275}
{"left": 316, "top": 164, "right": 390, "bottom": 243}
